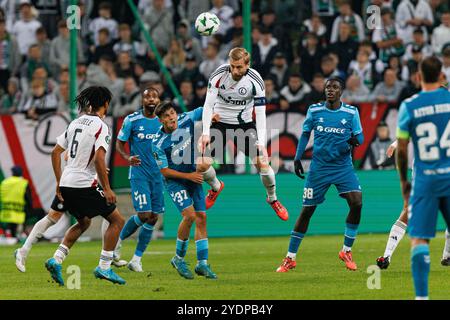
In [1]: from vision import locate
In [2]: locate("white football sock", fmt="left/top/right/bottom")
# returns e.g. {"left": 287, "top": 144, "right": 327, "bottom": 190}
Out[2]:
{"left": 101, "top": 219, "right": 109, "bottom": 248}
{"left": 21, "top": 216, "right": 56, "bottom": 256}
{"left": 383, "top": 220, "right": 407, "bottom": 258}
{"left": 202, "top": 166, "right": 221, "bottom": 191}
{"left": 342, "top": 245, "right": 352, "bottom": 252}
{"left": 54, "top": 244, "right": 69, "bottom": 264}
{"left": 99, "top": 250, "right": 114, "bottom": 270}
{"left": 131, "top": 254, "right": 141, "bottom": 263}
{"left": 443, "top": 229, "right": 450, "bottom": 259}
{"left": 287, "top": 252, "right": 296, "bottom": 260}
{"left": 260, "top": 166, "right": 277, "bottom": 202}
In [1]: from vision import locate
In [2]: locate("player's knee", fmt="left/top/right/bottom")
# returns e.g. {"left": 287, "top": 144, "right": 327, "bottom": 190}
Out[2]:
{"left": 300, "top": 207, "right": 315, "bottom": 220}
{"left": 146, "top": 213, "right": 159, "bottom": 226}
{"left": 195, "top": 212, "right": 207, "bottom": 226}
{"left": 183, "top": 211, "right": 196, "bottom": 224}
{"left": 48, "top": 209, "right": 62, "bottom": 223}
{"left": 349, "top": 199, "right": 362, "bottom": 212}
{"left": 78, "top": 217, "right": 91, "bottom": 230}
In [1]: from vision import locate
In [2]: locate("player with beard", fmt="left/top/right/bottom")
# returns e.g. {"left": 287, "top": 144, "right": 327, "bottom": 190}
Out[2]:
{"left": 276, "top": 77, "right": 364, "bottom": 272}
{"left": 112, "top": 87, "right": 165, "bottom": 272}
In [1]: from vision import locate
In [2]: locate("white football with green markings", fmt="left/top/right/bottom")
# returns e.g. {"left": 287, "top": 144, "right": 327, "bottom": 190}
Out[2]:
{"left": 195, "top": 12, "right": 220, "bottom": 36}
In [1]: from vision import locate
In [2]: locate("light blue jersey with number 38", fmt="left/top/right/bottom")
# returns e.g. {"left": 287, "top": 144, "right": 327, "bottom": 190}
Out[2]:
{"left": 397, "top": 87, "right": 450, "bottom": 196}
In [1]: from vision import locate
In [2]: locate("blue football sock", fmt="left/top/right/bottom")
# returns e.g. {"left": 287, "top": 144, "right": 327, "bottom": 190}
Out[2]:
{"left": 134, "top": 223, "right": 154, "bottom": 257}
{"left": 196, "top": 238, "right": 209, "bottom": 265}
{"left": 343, "top": 223, "right": 359, "bottom": 250}
{"left": 119, "top": 215, "right": 143, "bottom": 241}
{"left": 411, "top": 244, "right": 430, "bottom": 299}
{"left": 176, "top": 238, "right": 189, "bottom": 259}
{"left": 288, "top": 231, "right": 304, "bottom": 256}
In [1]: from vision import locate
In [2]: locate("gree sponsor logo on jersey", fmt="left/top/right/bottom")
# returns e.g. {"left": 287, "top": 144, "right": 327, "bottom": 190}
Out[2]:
{"left": 137, "top": 133, "right": 157, "bottom": 140}
{"left": 316, "top": 126, "right": 346, "bottom": 134}
{"left": 218, "top": 93, "right": 246, "bottom": 106}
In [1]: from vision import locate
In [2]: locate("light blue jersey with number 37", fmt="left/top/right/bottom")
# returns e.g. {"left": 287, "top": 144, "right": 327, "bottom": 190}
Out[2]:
{"left": 397, "top": 87, "right": 450, "bottom": 195}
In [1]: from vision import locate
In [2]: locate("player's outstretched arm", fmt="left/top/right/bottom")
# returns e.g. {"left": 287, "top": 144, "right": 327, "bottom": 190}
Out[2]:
{"left": 386, "top": 140, "right": 398, "bottom": 158}
{"left": 94, "top": 146, "right": 116, "bottom": 205}
{"left": 396, "top": 138, "right": 410, "bottom": 202}
{"left": 347, "top": 132, "right": 364, "bottom": 147}
{"left": 160, "top": 168, "right": 204, "bottom": 184}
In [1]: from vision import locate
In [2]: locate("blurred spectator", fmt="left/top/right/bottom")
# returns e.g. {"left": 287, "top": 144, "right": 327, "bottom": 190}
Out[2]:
{"left": 137, "top": 48, "right": 160, "bottom": 74}
{"left": 35, "top": 26, "right": 50, "bottom": 69}
{"left": 176, "top": 19, "right": 202, "bottom": 64}
{"left": 254, "top": 27, "right": 279, "bottom": 77}
{"left": 163, "top": 38, "right": 186, "bottom": 78}
{"left": 320, "top": 54, "right": 345, "bottom": 79}
{"left": 264, "top": 76, "right": 280, "bottom": 110}
{"left": 113, "top": 23, "right": 145, "bottom": 61}
{"left": 279, "top": 73, "right": 311, "bottom": 112}
{"left": 368, "top": 121, "right": 395, "bottom": 169}
{"left": 370, "top": 68, "right": 405, "bottom": 105}
{"left": 143, "top": 0, "right": 173, "bottom": 53}
{"left": 330, "top": 0, "right": 365, "bottom": 43}
{"left": 88, "top": 1, "right": 118, "bottom": 46}
{"left": 86, "top": 54, "right": 124, "bottom": 107}
{"left": 0, "top": 77, "right": 21, "bottom": 114}
{"left": 260, "top": 8, "right": 291, "bottom": 62}
{"left": 32, "top": 66, "right": 57, "bottom": 93}
{"left": 210, "top": 0, "right": 234, "bottom": 36}
{"left": 402, "top": 28, "right": 432, "bottom": 63}
{"left": 31, "top": 0, "right": 61, "bottom": 39}
{"left": 20, "top": 44, "right": 50, "bottom": 92}
{"left": 199, "top": 42, "right": 225, "bottom": 80}
{"left": 431, "top": 11, "right": 450, "bottom": 55}
{"left": 429, "top": 0, "right": 450, "bottom": 28}
{"left": 139, "top": 70, "right": 161, "bottom": 91}
{"left": 401, "top": 44, "right": 423, "bottom": 81}
{"left": 0, "top": 18, "right": 19, "bottom": 92}
{"left": 113, "top": 76, "right": 140, "bottom": 117}
{"left": 224, "top": 12, "right": 242, "bottom": 44}
{"left": 56, "top": 80, "right": 70, "bottom": 113}
{"left": 50, "top": 20, "right": 85, "bottom": 80}
{"left": 175, "top": 53, "right": 201, "bottom": 86}
{"left": 269, "top": 52, "right": 289, "bottom": 89}
{"left": 173, "top": 78, "right": 194, "bottom": 111}
{"left": 388, "top": 54, "right": 403, "bottom": 80}
{"left": 1, "top": 0, "right": 20, "bottom": 31}
{"left": 11, "top": 0, "right": 41, "bottom": 58}
{"left": 304, "top": 73, "right": 326, "bottom": 106}
{"left": 21, "top": 78, "right": 58, "bottom": 119}
{"left": 114, "top": 50, "right": 135, "bottom": 79}
{"left": 298, "top": 32, "right": 323, "bottom": 83}
{"left": 342, "top": 74, "right": 370, "bottom": 104}
{"left": 89, "top": 27, "right": 115, "bottom": 64}
{"left": 347, "top": 49, "right": 379, "bottom": 90}
{"left": 76, "top": 61, "right": 88, "bottom": 91}
{"left": 192, "top": 78, "right": 207, "bottom": 107}
{"left": 329, "top": 21, "right": 358, "bottom": 73}
{"left": 395, "top": 0, "right": 433, "bottom": 44}
{"left": 398, "top": 68, "right": 421, "bottom": 102}
{"left": 372, "top": 7, "right": 405, "bottom": 64}
{"left": 301, "top": 14, "right": 328, "bottom": 49}
{"left": 442, "top": 47, "right": 450, "bottom": 84}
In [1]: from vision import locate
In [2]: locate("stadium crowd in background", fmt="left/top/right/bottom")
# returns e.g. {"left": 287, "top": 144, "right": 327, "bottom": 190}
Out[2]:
{"left": 0, "top": 0, "right": 449, "bottom": 158}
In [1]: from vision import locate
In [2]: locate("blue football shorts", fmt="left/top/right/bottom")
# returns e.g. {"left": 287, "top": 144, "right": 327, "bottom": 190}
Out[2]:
{"left": 130, "top": 178, "right": 165, "bottom": 214}
{"left": 165, "top": 180, "right": 206, "bottom": 213}
{"left": 408, "top": 176, "right": 450, "bottom": 239}
{"left": 302, "top": 168, "right": 361, "bottom": 206}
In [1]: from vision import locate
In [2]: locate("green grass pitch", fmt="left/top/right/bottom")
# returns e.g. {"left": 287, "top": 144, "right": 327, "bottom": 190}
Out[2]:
{"left": 0, "top": 233, "right": 448, "bottom": 300}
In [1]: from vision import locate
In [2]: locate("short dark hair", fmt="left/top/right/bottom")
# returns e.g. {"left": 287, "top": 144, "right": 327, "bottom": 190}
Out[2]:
{"left": 75, "top": 86, "right": 112, "bottom": 112}
{"left": 419, "top": 56, "right": 443, "bottom": 83}
{"left": 99, "top": 1, "right": 111, "bottom": 10}
{"left": 325, "top": 76, "right": 345, "bottom": 90}
{"left": 143, "top": 86, "right": 160, "bottom": 96}
{"left": 155, "top": 101, "right": 176, "bottom": 118}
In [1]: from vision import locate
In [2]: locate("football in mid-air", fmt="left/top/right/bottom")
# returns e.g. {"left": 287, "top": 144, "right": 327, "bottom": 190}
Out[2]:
{"left": 195, "top": 12, "right": 220, "bottom": 36}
